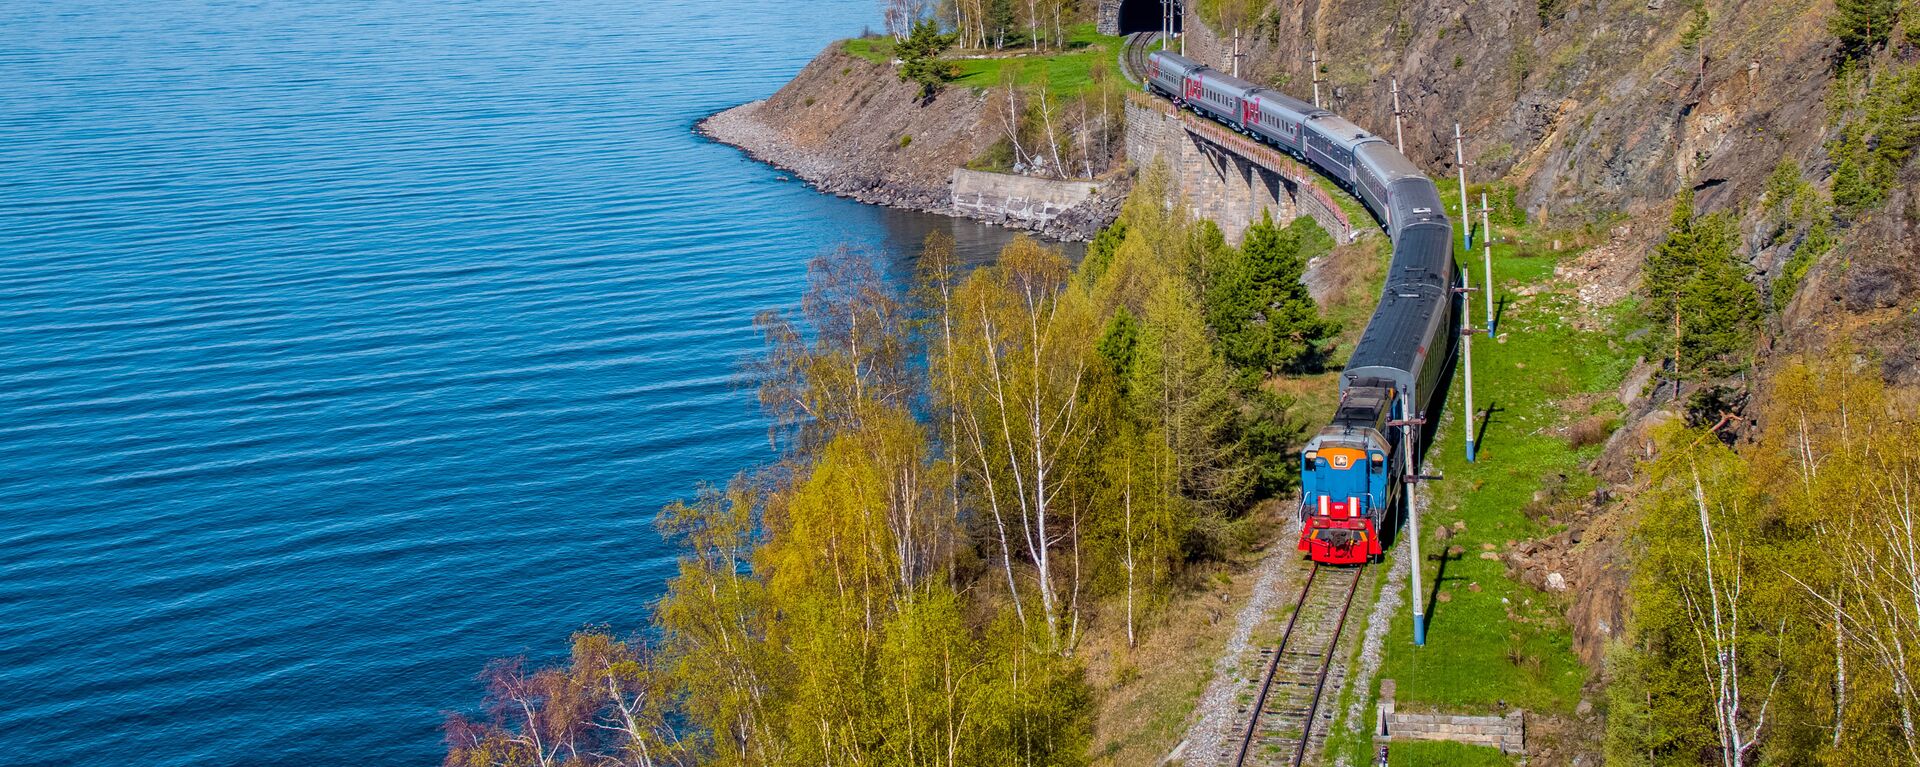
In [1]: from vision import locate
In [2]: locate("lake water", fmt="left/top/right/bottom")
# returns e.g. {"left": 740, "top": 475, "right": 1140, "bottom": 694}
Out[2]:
{"left": 0, "top": 2, "right": 1044, "bottom": 763}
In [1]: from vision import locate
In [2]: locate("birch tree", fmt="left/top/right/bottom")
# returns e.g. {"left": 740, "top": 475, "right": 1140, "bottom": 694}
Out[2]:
{"left": 939, "top": 237, "right": 1099, "bottom": 650}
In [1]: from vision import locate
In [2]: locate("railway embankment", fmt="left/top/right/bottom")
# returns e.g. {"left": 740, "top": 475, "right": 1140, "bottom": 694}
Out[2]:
{"left": 699, "top": 42, "right": 1124, "bottom": 241}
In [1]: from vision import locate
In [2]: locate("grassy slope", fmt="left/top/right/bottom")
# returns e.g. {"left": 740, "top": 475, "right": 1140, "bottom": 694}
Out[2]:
{"left": 1379, "top": 184, "right": 1630, "bottom": 713}
{"left": 1314, "top": 182, "right": 1636, "bottom": 766}
{"left": 844, "top": 24, "right": 1126, "bottom": 95}
{"left": 1388, "top": 739, "right": 1519, "bottom": 766}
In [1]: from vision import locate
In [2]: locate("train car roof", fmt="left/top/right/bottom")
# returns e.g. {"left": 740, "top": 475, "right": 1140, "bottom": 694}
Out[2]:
{"left": 1195, "top": 67, "right": 1259, "bottom": 94}
{"left": 1346, "top": 288, "right": 1444, "bottom": 376}
{"left": 1149, "top": 51, "right": 1203, "bottom": 69}
{"left": 1248, "top": 87, "right": 1325, "bottom": 118}
{"left": 1355, "top": 143, "right": 1426, "bottom": 185}
{"left": 1305, "top": 113, "right": 1382, "bottom": 146}
{"left": 1386, "top": 223, "right": 1453, "bottom": 285}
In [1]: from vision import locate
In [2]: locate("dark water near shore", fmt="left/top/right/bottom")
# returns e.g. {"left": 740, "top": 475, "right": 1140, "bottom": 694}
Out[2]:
{"left": 0, "top": 1, "right": 1046, "bottom": 763}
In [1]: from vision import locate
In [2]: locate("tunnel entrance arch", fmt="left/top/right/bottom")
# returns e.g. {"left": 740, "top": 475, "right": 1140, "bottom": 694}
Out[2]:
{"left": 1115, "top": 0, "right": 1180, "bottom": 35}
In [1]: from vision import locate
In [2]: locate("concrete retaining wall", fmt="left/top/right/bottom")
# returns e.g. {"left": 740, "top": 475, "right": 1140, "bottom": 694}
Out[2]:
{"left": 949, "top": 169, "right": 1099, "bottom": 229}
{"left": 1375, "top": 679, "right": 1526, "bottom": 754}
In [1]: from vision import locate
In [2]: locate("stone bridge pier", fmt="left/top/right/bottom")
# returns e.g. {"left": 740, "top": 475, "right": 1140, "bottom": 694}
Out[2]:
{"left": 1123, "top": 96, "right": 1358, "bottom": 245}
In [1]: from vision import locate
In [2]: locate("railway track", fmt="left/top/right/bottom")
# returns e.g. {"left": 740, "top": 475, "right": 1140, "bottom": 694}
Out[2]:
{"left": 1228, "top": 563, "right": 1367, "bottom": 767}
{"left": 1119, "top": 32, "right": 1158, "bottom": 86}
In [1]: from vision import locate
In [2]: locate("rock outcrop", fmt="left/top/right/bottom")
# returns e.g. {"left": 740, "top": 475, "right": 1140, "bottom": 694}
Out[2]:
{"left": 699, "top": 44, "right": 1123, "bottom": 241}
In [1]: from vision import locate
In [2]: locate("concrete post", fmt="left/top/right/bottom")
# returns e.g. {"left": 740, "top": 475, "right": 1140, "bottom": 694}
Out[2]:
{"left": 1406, "top": 416, "right": 1425, "bottom": 646}
{"left": 1460, "top": 270, "right": 1477, "bottom": 463}
{"left": 1310, "top": 50, "right": 1322, "bottom": 108}
{"left": 1481, "top": 192, "right": 1496, "bottom": 338}
{"left": 1453, "top": 124, "right": 1470, "bottom": 252}
{"left": 1391, "top": 78, "right": 1405, "bottom": 153}
{"left": 1231, "top": 27, "right": 1241, "bottom": 78}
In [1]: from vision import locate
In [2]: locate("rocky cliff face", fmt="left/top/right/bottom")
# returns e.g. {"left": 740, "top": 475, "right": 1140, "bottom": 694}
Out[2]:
{"left": 1188, "top": 0, "right": 1919, "bottom": 732}
{"left": 1776, "top": 161, "right": 1920, "bottom": 383}
{"left": 1185, "top": 0, "right": 1835, "bottom": 226}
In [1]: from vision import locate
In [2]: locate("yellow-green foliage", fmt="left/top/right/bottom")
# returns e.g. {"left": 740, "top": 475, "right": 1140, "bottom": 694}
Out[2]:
{"left": 1608, "top": 354, "right": 1920, "bottom": 765}
{"left": 448, "top": 173, "right": 1321, "bottom": 766}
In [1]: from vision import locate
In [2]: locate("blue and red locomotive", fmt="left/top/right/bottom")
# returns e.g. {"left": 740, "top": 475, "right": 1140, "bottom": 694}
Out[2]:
{"left": 1144, "top": 50, "right": 1459, "bottom": 566}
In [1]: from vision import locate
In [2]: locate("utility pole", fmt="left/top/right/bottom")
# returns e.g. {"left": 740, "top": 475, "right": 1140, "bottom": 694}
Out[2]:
{"left": 1402, "top": 415, "right": 1426, "bottom": 646}
{"left": 1178, "top": 1, "right": 1186, "bottom": 57}
{"left": 1232, "top": 27, "right": 1242, "bottom": 77}
{"left": 1387, "top": 402, "right": 1431, "bottom": 646}
{"left": 1458, "top": 271, "right": 1478, "bottom": 463}
{"left": 1390, "top": 78, "right": 1405, "bottom": 153}
{"left": 1163, "top": 0, "right": 1173, "bottom": 52}
{"left": 1481, "top": 192, "right": 1496, "bottom": 338}
{"left": 1453, "top": 124, "right": 1470, "bottom": 252}
{"left": 1310, "top": 49, "right": 1322, "bottom": 108}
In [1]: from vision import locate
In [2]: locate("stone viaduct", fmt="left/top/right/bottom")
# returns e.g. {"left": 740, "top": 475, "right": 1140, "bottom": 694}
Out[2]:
{"left": 1122, "top": 91, "right": 1359, "bottom": 245}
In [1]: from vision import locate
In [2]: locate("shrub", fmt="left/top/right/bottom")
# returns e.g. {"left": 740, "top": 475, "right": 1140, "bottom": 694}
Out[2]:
{"left": 1568, "top": 415, "right": 1617, "bottom": 449}
{"left": 898, "top": 134, "right": 913, "bottom": 148}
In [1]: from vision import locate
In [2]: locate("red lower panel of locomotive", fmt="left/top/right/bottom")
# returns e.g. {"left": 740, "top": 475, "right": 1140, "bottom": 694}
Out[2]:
{"left": 1298, "top": 516, "right": 1381, "bottom": 565}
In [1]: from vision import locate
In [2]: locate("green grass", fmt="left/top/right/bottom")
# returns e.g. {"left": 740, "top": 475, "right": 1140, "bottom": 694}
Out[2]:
{"left": 1388, "top": 740, "right": 1518, "bottom": 766}
{"left": 1369, "top": 183, "right": 1635, "bottom": 719}
{"left": 842, "top": 24, "right": 1126, "bottom": 96}
{"left": 1318, "top": 564, "right": 1397, "bottom": 765}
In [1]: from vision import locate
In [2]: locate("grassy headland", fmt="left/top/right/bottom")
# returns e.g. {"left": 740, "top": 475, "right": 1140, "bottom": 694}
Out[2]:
{"left": 845, "top": 23, "right": 1125, "bottom": 96}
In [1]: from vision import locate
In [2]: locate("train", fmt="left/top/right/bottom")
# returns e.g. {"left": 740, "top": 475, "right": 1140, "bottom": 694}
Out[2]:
{"left": 1144, "top": 51, "right": 1459, "bottom": 567}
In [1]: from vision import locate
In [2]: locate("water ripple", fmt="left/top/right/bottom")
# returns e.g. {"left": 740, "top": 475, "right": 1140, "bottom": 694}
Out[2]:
{"left": 0, "top": 1, "right": 1046, "bottom": 764}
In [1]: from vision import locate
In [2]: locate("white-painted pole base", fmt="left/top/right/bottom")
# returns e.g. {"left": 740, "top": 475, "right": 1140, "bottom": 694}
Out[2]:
{"left": 1461, "top": 269, "right": 1477, "bottom": 464}
{"left": 1404, "top": 420, "right": 1425, "bottom": 646}
{"left": 1482, "top": 191, "right": 1496, "bottom": 339}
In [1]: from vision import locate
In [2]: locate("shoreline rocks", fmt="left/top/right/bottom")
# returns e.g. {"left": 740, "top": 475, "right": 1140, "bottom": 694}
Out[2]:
{"left": 698, "top": 99, "right": 1122, "bottom": 243}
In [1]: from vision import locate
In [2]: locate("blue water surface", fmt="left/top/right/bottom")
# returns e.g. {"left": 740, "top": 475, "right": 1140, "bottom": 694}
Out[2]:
{"left": 0, "top": 2, "right": 1039, "bottom": 763}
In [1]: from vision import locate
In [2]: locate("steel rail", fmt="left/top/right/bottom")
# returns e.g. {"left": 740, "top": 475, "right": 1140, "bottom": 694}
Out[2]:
{"left": 1230, "top": 562, "right": 1367, "bottom": 767}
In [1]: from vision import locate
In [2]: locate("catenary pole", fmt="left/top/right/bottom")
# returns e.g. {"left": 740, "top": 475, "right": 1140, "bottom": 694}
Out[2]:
{"left": 1454, "top": 124, "right": 1470, "bottom": 252}
{"left": 1461, "top": 271, "right": 1477, "bottom": 463}
{"left": 1405, "top": 417, "right": 1425, "bottom": 645}
{"left": 1391, "top": 78, "right": 1405, "bottom": 153}
{"left": 1310, "top": 49, "right": 1321, "bottom": 108}
{"left": 1481, "top": 192, "right": 1496, "bottom": 338}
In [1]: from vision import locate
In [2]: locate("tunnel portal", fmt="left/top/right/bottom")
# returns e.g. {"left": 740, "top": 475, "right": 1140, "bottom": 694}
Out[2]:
{"left": 1114, "top": 0, "right": 1180, "bottom": 36}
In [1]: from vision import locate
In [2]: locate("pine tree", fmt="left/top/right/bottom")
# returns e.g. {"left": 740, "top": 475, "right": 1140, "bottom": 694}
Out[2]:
{"left": 1831, "top": 0, "right": 1901, "bottom": 62}
{"left": 897, "top": 19, "right": 959, "bottom": 99}
{"left": 1641, "top": 191, "right": 1759, "bottom": 378}
{"left": 1204, "top": 213, "right": 1339, "bottom": 375}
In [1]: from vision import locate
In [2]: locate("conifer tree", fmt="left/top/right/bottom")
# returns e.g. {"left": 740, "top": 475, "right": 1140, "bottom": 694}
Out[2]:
{"left": 1832, "top": 0, "right": 1901, "bottom": 61}
{"left": 1204, "top": 213, "right": 1338, "bottom": 375}
{"left": 1641, "top": 191, "right": 1759, "bottom": 379}
{"left": 1134, "top": 277, "right": 1250, "bottom": 515}
{"left": 896, "top": 19, "right": 958, "bottom": 99}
